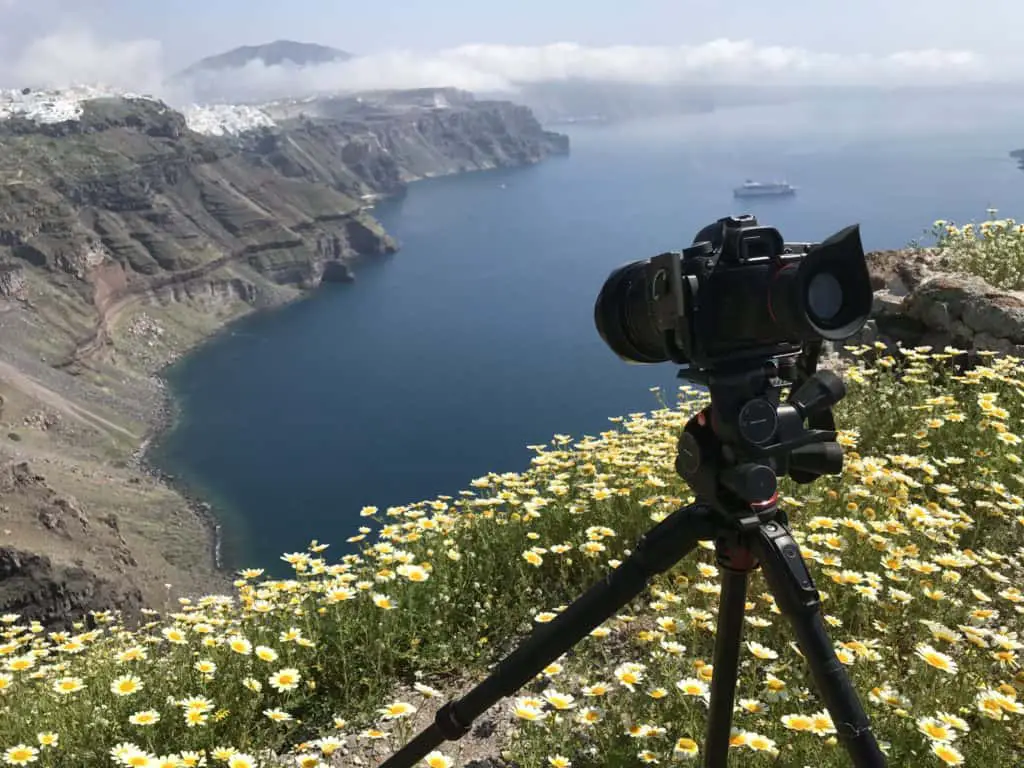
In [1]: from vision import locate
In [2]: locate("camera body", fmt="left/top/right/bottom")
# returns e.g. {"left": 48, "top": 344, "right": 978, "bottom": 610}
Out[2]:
{"left": 594, "top": 214, "right": 872, "bottom": 373}
{"left": 649, "top": 215, "right": 815, "bottom": 370}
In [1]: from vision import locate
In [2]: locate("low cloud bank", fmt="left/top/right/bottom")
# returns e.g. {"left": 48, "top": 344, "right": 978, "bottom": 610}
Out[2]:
{"left": 0, "top": 28, "right": 1000, "bottom": 105}
{"left": 9, "top": 29, "right": 167, "bottom": 95}
{"left": 185, "top": 42, "right": 992, "bottom": 103}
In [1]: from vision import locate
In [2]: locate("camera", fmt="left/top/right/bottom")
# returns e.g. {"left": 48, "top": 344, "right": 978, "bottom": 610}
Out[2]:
{"left": 594, "top": 214, "right": 873, "bottom": 372}
{"left": 384, "top": 215, "right": 888, "bottom": 768}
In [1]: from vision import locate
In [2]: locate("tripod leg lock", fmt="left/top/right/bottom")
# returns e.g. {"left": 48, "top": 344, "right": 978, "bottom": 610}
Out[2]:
{"left": 756, "top": 520, "right": 821, "bottom": 615}
{"left": 434, "top": 702, "right": 472, "bottom": 742}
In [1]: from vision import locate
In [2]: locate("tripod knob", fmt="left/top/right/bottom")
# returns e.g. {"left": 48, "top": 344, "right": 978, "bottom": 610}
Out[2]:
{"left": 789, "top": 370, "right": 846, "bottom": 417}
{"left": 788, "top": 441, "right": 844, "bottom": 481}
{"left": 738, "top": 398, "right": 778, "bottom": 446}
{"left": 677, "top": 431, "right": 702, "bottom": 478}
{"left": 722, "top": 464, "right": 778, "bottom": 505}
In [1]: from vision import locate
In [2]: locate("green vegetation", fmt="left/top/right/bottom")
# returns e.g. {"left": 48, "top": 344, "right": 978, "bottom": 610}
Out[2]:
{"left": 933, "top": 210, "right": 1024, "bottom": 289}
{"left": 3, "top": 220, "right": 1024, "bottom": 767}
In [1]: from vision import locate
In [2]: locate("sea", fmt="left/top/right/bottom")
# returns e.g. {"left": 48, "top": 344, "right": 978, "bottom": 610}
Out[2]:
{"left": 150, "top": 90, "right": 1024, "bottom": 572}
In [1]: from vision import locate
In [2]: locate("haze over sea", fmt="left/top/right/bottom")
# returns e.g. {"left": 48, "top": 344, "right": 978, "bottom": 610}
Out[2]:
{"left": 151, "top": 91, "right": 1024, "bottom": 572}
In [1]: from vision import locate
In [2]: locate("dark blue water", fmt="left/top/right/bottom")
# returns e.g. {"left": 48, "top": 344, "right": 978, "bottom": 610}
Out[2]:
{"left": 153, "top": 94, "right": 1024, "bottom": 571}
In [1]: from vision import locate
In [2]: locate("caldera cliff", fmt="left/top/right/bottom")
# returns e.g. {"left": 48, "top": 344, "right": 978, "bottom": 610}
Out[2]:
{"left": 0, "top": 86, "right": 568, "bottom": 625}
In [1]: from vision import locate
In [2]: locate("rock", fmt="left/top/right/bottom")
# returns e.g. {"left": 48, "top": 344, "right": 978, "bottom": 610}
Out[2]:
{"left": 23, "top": 409, "right": 61, "bottom": 431}
{"left": 949, "top": 320, "right": 973, "bottom": 344}
{"left": 0, "top": 264, "right": 26, "bottom": 298}
{"left": 973, "top": 332, "right": 1013, "bottom": 353}
{"left": 52, "top": 496, "right": 89, "bottom": 529}
{"left": 37, "top": 508, "right": 69, "bottom": 536}
{"left": 0, "top": 546, "right": 143, "bottom": 630}
{"left": 872, "top": 290, "right": 905, "bottom": 317}
{"left": 8, "top": 462, "right": 45, "bottom": 487}
{"left": 320, "top": 260, "right": 353, "bottom": 283}
{"left": 962, "top": 293, "right": 1024, "bottom": 343}
{"left": 865, "top": 248, "right": 939, "bottom": 294}
{"left": 856, "top": 249, "right": 1024, "bottom": 358}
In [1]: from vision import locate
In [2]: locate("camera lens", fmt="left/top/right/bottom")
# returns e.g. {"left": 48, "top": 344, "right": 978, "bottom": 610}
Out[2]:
{"left": 594, "top": 261, "right": 668, "bottom": 364}
{"left": 806, "top": 272, "right": 843, "bottom": 323}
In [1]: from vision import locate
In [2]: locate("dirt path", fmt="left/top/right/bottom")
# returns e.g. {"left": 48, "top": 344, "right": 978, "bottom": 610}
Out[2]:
{"left": 0, "top": 359, "right": 140, "bottom": 442}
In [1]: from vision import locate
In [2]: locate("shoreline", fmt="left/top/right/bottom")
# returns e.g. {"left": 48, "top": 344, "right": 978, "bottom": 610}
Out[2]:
{"left": 134, "top": 376, "right": 226, "bottom": 573}
{"left": 128, "top": 271, "right": 347, "bottom": 577}
{"left": 123, "top": 160, "right": 558, "bottom": 579}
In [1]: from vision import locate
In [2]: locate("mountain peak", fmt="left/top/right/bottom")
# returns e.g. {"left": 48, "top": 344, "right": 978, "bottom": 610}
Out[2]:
{"left": 179, "top": 40, "right": 353, "bottom": 76}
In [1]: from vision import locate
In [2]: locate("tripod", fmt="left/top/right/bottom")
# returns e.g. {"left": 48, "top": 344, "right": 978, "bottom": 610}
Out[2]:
{"left": 380, "top": 347, "right": 886, "bottom": 768}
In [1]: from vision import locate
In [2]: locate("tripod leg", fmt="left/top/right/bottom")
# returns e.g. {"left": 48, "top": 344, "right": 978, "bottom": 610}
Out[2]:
{"left": 378, "top": 503, "right": 718, "bottom": 768}
{"left": 703, "top": 542, "right": 756, "bottom": 768}
{"left": 754, "top": 520, "right": 887, "bottom": 768}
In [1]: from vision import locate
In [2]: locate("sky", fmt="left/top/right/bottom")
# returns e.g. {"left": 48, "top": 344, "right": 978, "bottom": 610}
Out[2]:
{"left": 1, "top": 0, "right": 1022, "bottom": 98}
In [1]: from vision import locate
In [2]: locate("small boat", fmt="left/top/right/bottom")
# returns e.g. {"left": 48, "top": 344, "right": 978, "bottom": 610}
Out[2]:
{"left": 733, "top": 180, "right": 797, "bottom": 198}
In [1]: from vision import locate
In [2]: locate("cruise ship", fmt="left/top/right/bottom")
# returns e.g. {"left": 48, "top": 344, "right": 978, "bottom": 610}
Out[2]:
{"left": 733, "top": 180, "right": 797, "bottom": 198}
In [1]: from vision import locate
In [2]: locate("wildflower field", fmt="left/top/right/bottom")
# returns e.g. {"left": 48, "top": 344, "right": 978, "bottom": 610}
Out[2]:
{"left": 3, "top": 216, "right": 1024, "bottom": 768}
{"left": 0, "top": 345, "right": 1022, "bottom": 768}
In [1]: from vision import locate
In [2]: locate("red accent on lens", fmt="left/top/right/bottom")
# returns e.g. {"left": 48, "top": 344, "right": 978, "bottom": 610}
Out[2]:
{"left": 750, "top": 491, "right": 779, "bottom": 510}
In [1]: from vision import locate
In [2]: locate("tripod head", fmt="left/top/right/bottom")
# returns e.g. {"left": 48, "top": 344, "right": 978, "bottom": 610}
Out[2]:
{"left": 675, "top": 340, "right": 847, "bottom": 531}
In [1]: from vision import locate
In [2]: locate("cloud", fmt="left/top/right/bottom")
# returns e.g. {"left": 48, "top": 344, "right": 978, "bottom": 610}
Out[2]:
{"left": 7, "top": 29, "right": 166, "bottom": 94}
{"left": 432, "top": 42, "right": 987, "bottom": 87}
{"left": 0, "top": 30, "right": 998, "bottom": 106}
{"left": 184, "top": 41, "right": 993, "bottom": 104}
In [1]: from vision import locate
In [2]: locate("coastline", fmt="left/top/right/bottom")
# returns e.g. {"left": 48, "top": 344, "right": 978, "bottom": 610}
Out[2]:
{"left": 0, "top": 91, "right": 573, "bottom": 621}
{"left": 130, "top": 247, "right": 392, "bottom": 576}
{"left": 122, "top": 162, "right": 557, "bottom": 579}
{"left": 130, "top": 285, "right": 318, "bottom": 576}
{"left": 134, "top": 375, "right": 226, "bottom": 573}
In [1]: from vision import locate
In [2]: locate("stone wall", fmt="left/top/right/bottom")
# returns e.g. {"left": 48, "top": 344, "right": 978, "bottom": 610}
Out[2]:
{"left": 844, "top": 249, "right": 1024, "bottom": 356}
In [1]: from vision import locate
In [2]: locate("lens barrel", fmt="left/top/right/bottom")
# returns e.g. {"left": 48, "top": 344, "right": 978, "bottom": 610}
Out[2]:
{"left": 593, "top": 261, "right": 668, "bottom": 364}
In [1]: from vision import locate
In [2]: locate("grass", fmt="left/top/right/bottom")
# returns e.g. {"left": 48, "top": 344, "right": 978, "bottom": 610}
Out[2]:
{"left": 2, "top": 222, "right": 1024, "bottom": 767}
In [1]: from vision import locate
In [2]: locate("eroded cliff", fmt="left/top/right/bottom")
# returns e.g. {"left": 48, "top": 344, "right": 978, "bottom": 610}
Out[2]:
{"left": 0, "top": 89, "right": 569, "bottom": 624}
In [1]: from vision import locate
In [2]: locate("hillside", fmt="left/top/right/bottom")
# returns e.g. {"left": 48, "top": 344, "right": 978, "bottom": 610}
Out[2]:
{"left": 0, "top": 87, "right": 568, "bottom": 625}
{"left": 174, "top": 40, "right": 356, "bottom": 104}
{"left": 177, "top": 40, "right": 353, "bottom": 77}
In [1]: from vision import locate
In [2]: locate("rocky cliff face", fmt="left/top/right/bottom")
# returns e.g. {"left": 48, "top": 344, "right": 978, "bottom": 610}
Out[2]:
{"left": 0, "top": 97, "right": 394, "bottom": 325}
{"left": 0, "top": 93, "right": 568, "bottom": 312}
{"left": 253, "top": 89, "right": 570, "bottom": 196}
{"left": 0, "top": 90, "right": 569, "bottom": 625}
